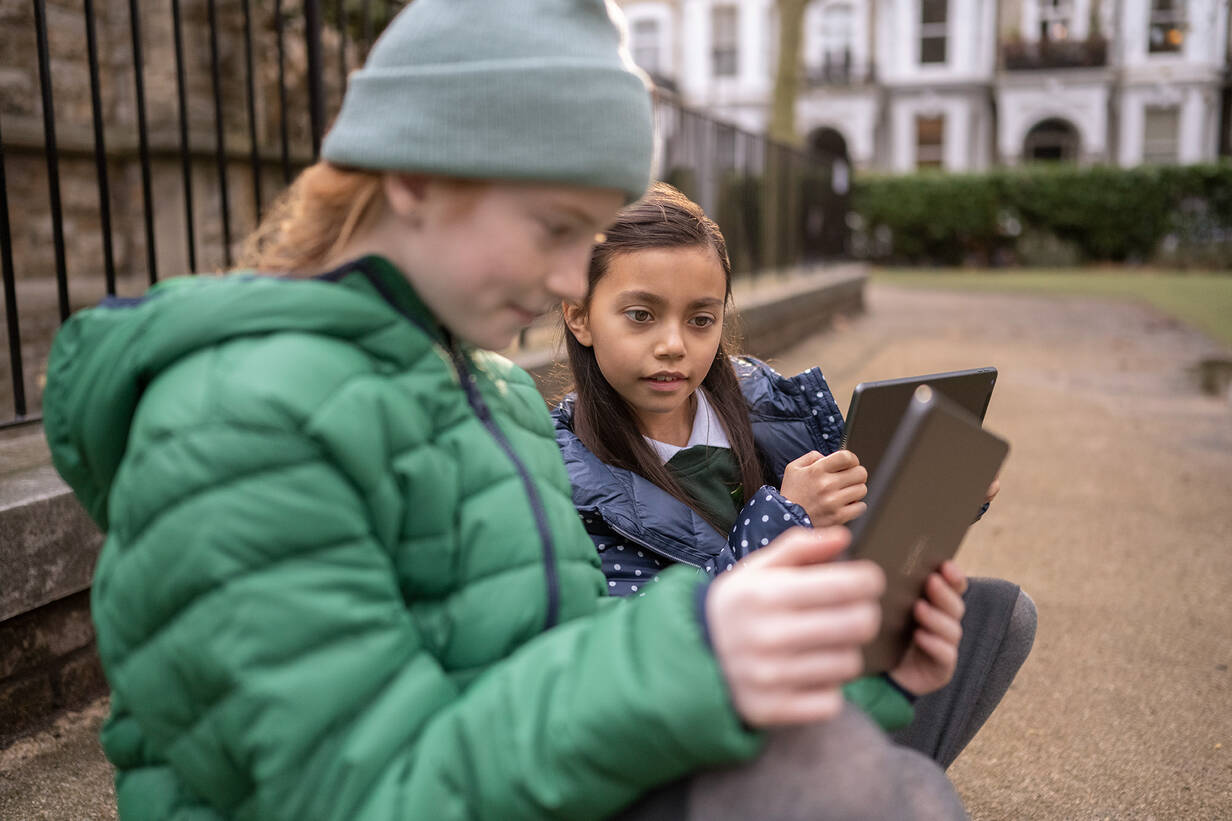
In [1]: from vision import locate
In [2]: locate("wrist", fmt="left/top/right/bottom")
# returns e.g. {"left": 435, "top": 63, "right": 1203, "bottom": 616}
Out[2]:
{"left": 883, "top": 672, "right": 920, "bottom": 703}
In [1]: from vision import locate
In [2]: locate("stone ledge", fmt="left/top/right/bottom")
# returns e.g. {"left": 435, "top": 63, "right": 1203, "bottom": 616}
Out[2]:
{"left": 0, "top": 465, "right": 102, "bottom": 624}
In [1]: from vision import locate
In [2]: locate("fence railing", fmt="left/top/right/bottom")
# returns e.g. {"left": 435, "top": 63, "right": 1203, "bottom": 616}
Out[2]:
{"left": 0, "top": 0, "right": 844, "bottom": 431}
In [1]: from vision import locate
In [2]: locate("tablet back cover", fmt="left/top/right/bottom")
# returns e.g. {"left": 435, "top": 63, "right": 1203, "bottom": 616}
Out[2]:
{"left": 847, "top": 388, "right": 1009, "bottom": 674}
{"left": 843, "top": 367, "right": 997, "bottom": 481}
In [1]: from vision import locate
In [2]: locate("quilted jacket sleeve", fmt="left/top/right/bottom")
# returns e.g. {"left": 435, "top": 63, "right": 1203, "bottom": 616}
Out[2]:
{"left": 96, "top": 424, "right": 761, "bottom": 821}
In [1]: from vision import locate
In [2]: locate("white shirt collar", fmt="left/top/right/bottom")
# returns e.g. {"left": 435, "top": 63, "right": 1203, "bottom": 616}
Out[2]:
{"left": 644, "top": 389, "right": 731, "bottom": 463}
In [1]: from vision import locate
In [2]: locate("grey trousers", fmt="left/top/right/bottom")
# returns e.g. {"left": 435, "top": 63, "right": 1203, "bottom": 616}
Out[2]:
{"left": 893, "top": 578, "right": 1037, "bottom": 769}
{"left": 615, "top": 578, "right": 1036, "bottom": 820}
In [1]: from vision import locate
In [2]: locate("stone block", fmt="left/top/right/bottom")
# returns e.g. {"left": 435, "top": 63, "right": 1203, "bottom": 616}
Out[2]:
{"left": 0, "top": 465, "right": 103, "bottom": 623}
{"left": 0, "top": 591, "right": 94, "bottom": 681}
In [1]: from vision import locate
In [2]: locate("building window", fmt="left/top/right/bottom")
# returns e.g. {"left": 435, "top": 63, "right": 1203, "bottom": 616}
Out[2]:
{"left": 820, "top": 2, "right": 854, "bottom": 73}
{"left": 1148, "top": 0, "right": 1186, "bottom": 54}
{"left": 920, "top": 0, "right": 948, "bottom": 64}
{"left": 916, "top": 115, "right": 945, "bottom": 168}
{"left": 1038, "top": 0, "right": 1074, "bottom": 42}
{"left": 1143, "top": 106, "right": 1179, "bottom": 163}
{"left": 712, "top": 5, "right": 739, "bottom": 77}
{"left": 631, "top": 19, "right": 661, "bottom": 75}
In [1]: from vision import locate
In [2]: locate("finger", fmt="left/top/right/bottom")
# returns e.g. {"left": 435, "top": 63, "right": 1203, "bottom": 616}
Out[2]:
{"left": 788, "top": 450, "right": 825, "bottom": 469}
{"left": 739, "top": 648, "right": 864, "bottom": 690}
{"left": 745, "top": 526, "right": 851, "bottom": 570}
{"left": 984, "top": 478, "right": 1001, "bottom": 502}
{"left": 819, "top": 449, "right": 860, "bottom": 472}
{"left": 925, "top": 573, "right": 966, "bottom": 620}
{"left": 826, "top": 482, "right": 868, "bottom": 509}
{"left": 834, "top": 501, "right": 868, "bottom": 525}
{"left": 914, "top": 599, "right": 963, "bottom": 646}
{"left": 828, "top": 464, "right": 869, "bottom": 490}
{"left": 938, "top": 560, "right": 968, "bottom": 595}
{"left": 911, "top": 628, "right": 959, "bottom": 671}
{"left": 754, "top": 561, "right": 886, "bottom": 608}
{"left": 742, "top": 687, "right": 845, "bottom": 728}
{"left": 751, "top": 601, "right": 882, "bottom": 652}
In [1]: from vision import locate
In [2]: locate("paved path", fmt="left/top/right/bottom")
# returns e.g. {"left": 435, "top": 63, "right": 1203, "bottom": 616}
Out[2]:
{"left": 3, "top": 282, "right": 1230, "bottom": 819}
{"left": 770, "top": 284, "right": 1232, "bottom": 819}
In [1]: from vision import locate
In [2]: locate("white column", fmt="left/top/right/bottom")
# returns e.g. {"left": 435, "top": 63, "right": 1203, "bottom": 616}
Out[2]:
{"left": 944, "top": 100, "right": 968, "bottom": 171}
{"left": 1118, "top": 91, "right": 1144, "bottom": 167}
{"left": 1178, "top": 86, "right": 1206, "bottom": 163}
{"left": 892, "top": 101, "right": 915, "bottom": 172}
{"left": 679, "top": 0, "right": 711, "bottom": 101}
{"left": 1023, "top": 0, "right": 1040, "bottom": 43}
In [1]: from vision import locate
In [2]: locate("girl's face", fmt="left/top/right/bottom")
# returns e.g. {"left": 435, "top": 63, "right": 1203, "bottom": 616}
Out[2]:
{"left": 386, "top": 178, "right": 624, "bottom": 350}
{"left": 565, "top": 246, "right": 727, "bottom": 443}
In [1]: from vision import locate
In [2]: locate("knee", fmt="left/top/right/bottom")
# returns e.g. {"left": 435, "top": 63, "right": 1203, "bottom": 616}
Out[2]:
{"left": 1007, "top": 588, "right": 1038, "bottom": 664}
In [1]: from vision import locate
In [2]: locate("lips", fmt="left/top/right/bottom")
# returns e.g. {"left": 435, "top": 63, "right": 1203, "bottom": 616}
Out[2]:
{"left": 643, "top": 372, "right": 687, "bottom": 391}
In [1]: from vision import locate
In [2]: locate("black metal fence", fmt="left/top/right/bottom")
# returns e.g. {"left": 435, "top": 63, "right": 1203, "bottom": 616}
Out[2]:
{"left": 0, "top": 0, "right": 843, "bottom": 430}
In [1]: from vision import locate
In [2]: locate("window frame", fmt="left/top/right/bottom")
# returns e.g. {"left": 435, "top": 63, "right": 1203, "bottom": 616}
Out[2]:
{"left": 712, "top": 4, "right": 740, "bottom": 78}
{"left": 920, "top": 0, "right": 949, "bottom": 65}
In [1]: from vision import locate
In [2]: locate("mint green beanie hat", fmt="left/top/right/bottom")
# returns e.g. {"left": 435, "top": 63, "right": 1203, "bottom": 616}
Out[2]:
{"left": 321, "top": 0, "right": 654, "bottom": 202}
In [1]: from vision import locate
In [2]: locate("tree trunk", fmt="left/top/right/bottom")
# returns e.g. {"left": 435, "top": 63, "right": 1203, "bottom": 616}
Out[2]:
{"left": 770, "top": 0, "right": 810, "bottom": 145}
{"left": 763, "top": 0, "right": 810, "bottom": 271}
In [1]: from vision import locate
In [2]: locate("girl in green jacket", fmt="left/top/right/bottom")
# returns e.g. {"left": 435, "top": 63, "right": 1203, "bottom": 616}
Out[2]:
{"left": 44, "top": 1, "right": 966, "bottom": 819}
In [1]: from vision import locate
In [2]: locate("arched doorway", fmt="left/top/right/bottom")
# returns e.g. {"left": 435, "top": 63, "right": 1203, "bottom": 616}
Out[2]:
{"left": 1022, "top": 118, "right": 1081, "bottom": 163}
{"left": 804, "top": 127, "right": 852, "bottom": 259}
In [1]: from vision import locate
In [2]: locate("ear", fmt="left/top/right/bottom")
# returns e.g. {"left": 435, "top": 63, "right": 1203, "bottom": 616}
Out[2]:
{"left": 561, "top": 300, "right": 593, "bottom": 347}
{"left": 382, "top": 173, "right": 430, "bottom": 223}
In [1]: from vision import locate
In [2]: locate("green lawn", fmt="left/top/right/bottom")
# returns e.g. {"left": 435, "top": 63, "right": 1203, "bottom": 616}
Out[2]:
{"left": 872, "top": 268, "right": 1232, "bottom": 347}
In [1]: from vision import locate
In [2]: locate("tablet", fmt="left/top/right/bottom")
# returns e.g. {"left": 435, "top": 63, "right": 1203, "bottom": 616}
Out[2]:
{"left": 845, "top": 386, "right": 1009, "bottom": 675}
{"left": 841, "top": 367, "right": 997, "bottom": 482}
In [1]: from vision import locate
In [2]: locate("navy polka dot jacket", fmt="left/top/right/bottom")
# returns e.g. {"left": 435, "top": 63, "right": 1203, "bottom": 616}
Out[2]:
{"left": 552, "top": 357, "right": 848, "bottom": 597}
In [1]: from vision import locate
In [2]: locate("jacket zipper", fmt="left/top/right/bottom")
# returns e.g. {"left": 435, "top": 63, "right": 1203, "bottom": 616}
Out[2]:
{"left": 446, "top": 345, "right": 561, "bottom": 630}
{"left": 603, "top": 519, "right": 706, "bottom": 571}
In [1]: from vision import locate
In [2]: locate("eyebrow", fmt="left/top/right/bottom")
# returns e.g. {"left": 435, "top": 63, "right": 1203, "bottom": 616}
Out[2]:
{"left": 616, "top": 291, "right": 724, "bottom": 310}
{"left": 547, "top": 203, "right": 607, "bottom": 230}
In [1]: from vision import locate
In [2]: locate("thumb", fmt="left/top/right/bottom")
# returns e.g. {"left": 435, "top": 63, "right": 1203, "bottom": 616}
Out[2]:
{"left": 742, "top": 526, "right": 850, "bottom": 570}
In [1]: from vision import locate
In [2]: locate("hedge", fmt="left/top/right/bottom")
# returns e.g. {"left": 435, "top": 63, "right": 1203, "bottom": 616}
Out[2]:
{"left": 851, "top": 163, "right": 1232, "bottom": 267}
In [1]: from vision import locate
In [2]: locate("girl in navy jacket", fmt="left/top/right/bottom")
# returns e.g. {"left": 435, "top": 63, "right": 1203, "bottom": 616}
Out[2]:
{"left": 553, "top": 182, "right": 1036, "bottom": 767}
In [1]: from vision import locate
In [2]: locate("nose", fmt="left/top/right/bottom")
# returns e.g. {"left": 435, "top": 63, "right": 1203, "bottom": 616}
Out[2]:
{"left": 654, "top": 323, "right": 686, "bottom": 359}
{"left": 544, "top": 246, "right": 591, "bottom": 303}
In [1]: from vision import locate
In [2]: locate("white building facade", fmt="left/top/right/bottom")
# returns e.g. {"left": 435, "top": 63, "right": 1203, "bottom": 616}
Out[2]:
{"left": 617, "top": 0, "right": 1232, "bottom": 172}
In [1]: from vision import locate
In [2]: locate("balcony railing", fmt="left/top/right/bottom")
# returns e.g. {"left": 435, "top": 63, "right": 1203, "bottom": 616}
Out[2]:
{"left": 804, "top": 52, "right": 875, "bottom": 87}
{"left": 1002, "top": 35, "right": 1108, "bottom": 71}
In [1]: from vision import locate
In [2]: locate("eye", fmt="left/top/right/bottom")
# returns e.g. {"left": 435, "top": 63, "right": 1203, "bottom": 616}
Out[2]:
{"left": 625, "top": 309, "right": 653, "bottom": 323}
{"left": 689, "top": 315, "right": 717, "bottom": 329}
{"left": 541, "top": 221, "right": 572, "bottom": 239}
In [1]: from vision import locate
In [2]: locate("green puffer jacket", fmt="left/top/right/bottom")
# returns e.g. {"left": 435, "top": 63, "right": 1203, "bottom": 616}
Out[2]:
{"left": 43, "top": 256, "right": 763, "bottom": 820}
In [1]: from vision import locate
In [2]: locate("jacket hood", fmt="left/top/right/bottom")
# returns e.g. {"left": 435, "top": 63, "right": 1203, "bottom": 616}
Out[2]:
{"left": 43, "top": 256, "right": 436, "bottom": 529}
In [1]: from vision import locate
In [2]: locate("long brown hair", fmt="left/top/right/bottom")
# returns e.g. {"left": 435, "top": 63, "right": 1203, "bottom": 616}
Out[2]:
{"left": 565, "top": 182, "right": 762, "bottom": 532}
{"left": 239, "top": 162, "right": 383, "bottom": 273}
